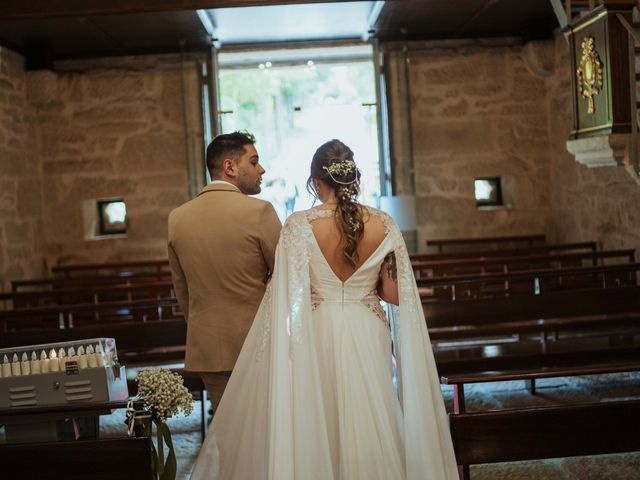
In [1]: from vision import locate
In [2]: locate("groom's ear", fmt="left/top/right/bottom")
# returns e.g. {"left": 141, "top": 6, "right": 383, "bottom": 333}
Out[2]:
{"left": 222, "top": 158, "right": 237, "bottom": 178}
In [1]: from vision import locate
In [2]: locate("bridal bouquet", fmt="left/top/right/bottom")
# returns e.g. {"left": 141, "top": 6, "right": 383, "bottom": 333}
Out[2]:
{"left": 133, "top": 368, "right": 194, "bottom": 480}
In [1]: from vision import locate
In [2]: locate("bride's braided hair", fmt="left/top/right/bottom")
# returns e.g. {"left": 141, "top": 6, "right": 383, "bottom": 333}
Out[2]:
{"left": 307, "top": 139, "right": 365, "bottom": 267}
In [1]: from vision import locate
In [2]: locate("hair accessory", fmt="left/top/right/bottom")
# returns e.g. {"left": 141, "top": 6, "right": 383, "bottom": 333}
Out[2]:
{"left": 322, "top": 159, "right": 358, "bottom": 185}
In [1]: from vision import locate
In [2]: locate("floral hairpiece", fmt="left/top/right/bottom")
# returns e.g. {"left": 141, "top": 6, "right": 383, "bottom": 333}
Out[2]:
{"left": 322, "top": 159, "right": 358, "bottom": 185}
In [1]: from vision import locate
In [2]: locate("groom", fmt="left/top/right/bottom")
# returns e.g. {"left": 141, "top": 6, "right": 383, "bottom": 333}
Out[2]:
{"left": 168, "top": 131, "right": 281, "bottom": 409}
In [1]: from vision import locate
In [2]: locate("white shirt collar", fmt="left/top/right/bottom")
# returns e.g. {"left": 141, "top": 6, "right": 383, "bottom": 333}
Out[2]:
{"left": 209, "top": 180, "right": 240, "bottom": 191}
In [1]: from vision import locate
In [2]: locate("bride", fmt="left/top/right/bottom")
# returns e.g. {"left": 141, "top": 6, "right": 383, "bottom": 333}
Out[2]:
{"left": 191, "top": 139, "right": 458, "bottom": 479}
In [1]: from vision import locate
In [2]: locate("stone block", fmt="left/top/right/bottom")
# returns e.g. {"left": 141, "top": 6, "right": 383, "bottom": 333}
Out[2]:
{"left": 86, "top": 74, "right": 147, "bottom": 101}
{"left": 17, "top": 179, "right": 42, "bottom": 218}
{"left": 4, "top": 220, "right": 30, "bottom": 244}
{"left": 72, "top": 105, "right": 145, "bottom": 125}
{"left": 127, "top": 211, "right": 169, "bottom": 240}
{"left": 415, "top": 120, "right": 493, "bottom": 154}
{"left": 0, "top": 148, "right": 27, "bottom": 176}
{"left": 161, "top": 71, "right": 185, "bottom": 125}
{"left": 26, "top": 70, "right": 59, "bottom": 106}
{"left": 439, "top": 100, "right": 469, "bottom": 117}
{"left": 117, "top": 134, "right": 185, "bottom": 173}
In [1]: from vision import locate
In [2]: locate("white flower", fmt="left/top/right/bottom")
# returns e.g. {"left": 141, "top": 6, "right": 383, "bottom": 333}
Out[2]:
{"left": 136, "top": 368, "right": 194, "bottom": 421}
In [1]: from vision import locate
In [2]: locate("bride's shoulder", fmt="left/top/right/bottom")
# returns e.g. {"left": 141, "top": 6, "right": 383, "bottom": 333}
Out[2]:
{"left": 362, "top": 205, "right": 395, "bottom": 227}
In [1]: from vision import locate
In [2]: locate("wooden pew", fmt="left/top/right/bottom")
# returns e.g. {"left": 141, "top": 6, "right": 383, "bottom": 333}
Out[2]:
{"left": 418, "top": 262, "right": 640, "bottom": 300}
{"left": 411, "top": 241, "right": 597, "bottom": 263}
{"left": 52, "top": 259, "right": 169, "bottom": 278}
{"left": 0, "top": 297, "right": 181, "bottom": 331}
{"left": 449, "top": 400, "right": 640, "bottom": 480}
{"left": 423, "top": 286, "right": 640, "bottom": 337}
{"left": 427, "top": 234, "right": 546, "bottom": 253}
{"left": 0, "top": 400, "right": 153, "bottom": 479}
{"left": 435, "top": 334, "right": 640, "bottom": 413}
{"left": 0, "top": 281, "right": 174, "bottom": 310}
{"left": 11, "top": 271, "right": 171, "bottom": 292}
{"left": 0, "top": 437, "right": 153, "bottom": 479}
{"left": 413, "top": 249, "right": 635, "bottom": 280}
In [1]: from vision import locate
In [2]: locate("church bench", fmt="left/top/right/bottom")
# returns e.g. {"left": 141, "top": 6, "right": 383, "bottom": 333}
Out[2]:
{"left": 0, "top": 297, "right": 181, "bottom": 331}
{"left": 0, "top": 318, "right": 187, "bottom": 357}
{"left": 441, "top": 358, "right": 640, "bottom": 414}
{"left": 434, "top": 334, "right": 640, "bottom": 413}
{"left": 11, "top": 270, "right": 172, "bottom": 292}
{"left": 423, "top": 286, "right": 640, "bottom": 332}
{"left": 413, "top": 248, "right": 635, "bottom": 280}
{"left": 449, "top": 400, "right": 640, "bottom": 480}
{"left": 0, "top": 281, "right": 175, "bottom": 310}
{"left": 428, "top": 310, "right": 640, "bottom": 341}
{"left": 410, "top": 241, "right": 597, "bottom": 263}
{"left": 0, "top": 437, "right": 153, "bottom": 479}
{"left": 52, "top": 259, "right": 169, "bottom": 277}
{"left": 0, "top": 400, "right": 153, "bottom": 479}
{"left": 426, "top": 234, "right": 546, "bottom": 253}
{"left": 418, "top": 262, "right": 640, "bottom": 300}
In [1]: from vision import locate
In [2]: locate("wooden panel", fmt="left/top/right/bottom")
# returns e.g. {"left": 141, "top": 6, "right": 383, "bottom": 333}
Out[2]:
{"left": 568, "top": 5, "right": 634, "bottom": 138}
{"left": 372, "top": 0, "right": 557, "bottom": 40}
{"left": 423, "top": 286, "right": 640, "bottom": 327}
{"left": 0, "top": 1, "right": 351, "bottom": 19}
{"left": 0, "top": 437, "right": 153, "bottom": 479}
{"left": 450, "top": 400, "right": 640, "bottom": 464}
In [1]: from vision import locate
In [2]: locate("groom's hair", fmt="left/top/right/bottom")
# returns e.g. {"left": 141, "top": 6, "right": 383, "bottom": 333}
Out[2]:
{"left": 206, "top": 131, "right": 256, "bottom": 178}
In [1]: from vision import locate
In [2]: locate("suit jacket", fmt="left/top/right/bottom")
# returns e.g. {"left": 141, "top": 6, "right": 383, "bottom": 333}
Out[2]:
{"left": 168, "top": 183, "right": 281, "bottom": 372}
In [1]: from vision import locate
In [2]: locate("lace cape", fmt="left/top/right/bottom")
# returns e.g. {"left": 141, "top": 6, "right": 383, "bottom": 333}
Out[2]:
{"left": 190, "top": 207, "right": 458, "bottom": 480}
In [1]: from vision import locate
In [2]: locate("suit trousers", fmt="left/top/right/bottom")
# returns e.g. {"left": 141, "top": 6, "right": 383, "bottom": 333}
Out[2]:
{"left": 199, "top": 371, "right": 232, "bottom": 412}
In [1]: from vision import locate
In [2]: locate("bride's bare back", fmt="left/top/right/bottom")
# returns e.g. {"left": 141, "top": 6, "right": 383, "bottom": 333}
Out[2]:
{"left": 310, "top": 207, "right": 389, "bottom": 283}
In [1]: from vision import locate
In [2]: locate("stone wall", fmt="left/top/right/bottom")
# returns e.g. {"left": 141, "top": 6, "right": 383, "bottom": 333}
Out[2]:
{"left": 0, "top": 47, "right": 46, "bottom": 289}
{"left": 30, "top": 53, "right": 205, "bottom": 267}
{"left": 396, "top": 39, "right": 554, "bottom": 250}
{"left": 546, "top": 32, "right": 640, "bottom": 250}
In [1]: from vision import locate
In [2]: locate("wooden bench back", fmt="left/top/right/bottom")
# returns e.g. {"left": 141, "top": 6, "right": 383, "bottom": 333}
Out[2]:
{"left": 419, "top": 263, "right": 640, "bottom": 299}
{"left": 413, "top": 249, "right": 635, "bottom": 279}
{"left": 52, "top": 259, "right": 169, "bottom": 277}
{"left": 0, "top": 281, "right": 175, "bottom": 310}
{"left": 427, "top": 234, "right": 546, "bottom": 253}
{"left": 411, "top": 241, "right": 597, "bottom": 263}
{"left": 450, "top": 400, "right": 640, "bottom": 465}
{"left": 12, "top": 271, "right": 171, "bottom": 292}
{"left": 423, "top": 286, "right": 640, "bottom": 327}
{"left": 0, "top": 437, "right": 153, "bottom": 479}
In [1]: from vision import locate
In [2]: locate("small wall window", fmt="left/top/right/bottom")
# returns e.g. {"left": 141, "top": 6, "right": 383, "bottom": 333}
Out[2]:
{"left": 97, "top": 199, "right": 127, "bottom": 235}
{"left": 83, "top": 198, "right": 128, "bottom": 240}
{"left": 474, "top": 177, "right": 503, "bottom": 207}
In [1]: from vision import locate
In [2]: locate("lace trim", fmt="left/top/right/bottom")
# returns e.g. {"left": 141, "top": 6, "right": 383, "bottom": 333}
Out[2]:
{"left": 362, "top": 289, "right": 389, "bottom": 328}
{"left": 255, "top": 283, "right": 273, "bottom": 362}
{"left": 281, "top": 212, "right": 314, "bottom": 347}
{"left": 310, "top": 286, "right": 323, "bottom": 311}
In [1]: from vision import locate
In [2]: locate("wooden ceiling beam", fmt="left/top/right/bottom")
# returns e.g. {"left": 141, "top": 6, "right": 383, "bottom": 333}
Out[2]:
{"left": 0, "top": 0, "right": 353, "bottom": 20}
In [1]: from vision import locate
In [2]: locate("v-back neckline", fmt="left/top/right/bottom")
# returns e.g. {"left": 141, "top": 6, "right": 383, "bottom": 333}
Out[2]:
{"left": 305, "top": 208, "right": 389, "bottom": 285}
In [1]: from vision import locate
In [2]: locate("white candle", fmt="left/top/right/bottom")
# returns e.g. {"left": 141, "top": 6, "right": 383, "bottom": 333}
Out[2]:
{"left": 11, "top": 353, "right": 21, "bottom": 376}
{"left": 40, "top": 350, "right": 49, "bottom": 373}
{"left": 58, "top": 348, "right": 66, "bottom": 370}
{"left": 49, "top": 349, "right": 60, "bottom": 372}
{"left": 95, "top": 344, "right": 105, "bottom": 367}
{"left": 30, "top": 351, "right": 41, "bottom": 374}
{"left": 2, "top": 354, "right": 11, "bottom": 377}
{"left": 20, "top": 352, "right": 30, "bottom": 375}
{"left": 86, "top": 345, "right": 97, "bottom": 368}
{"left": 77, "top": 346, "right": 88, "bottom": 369}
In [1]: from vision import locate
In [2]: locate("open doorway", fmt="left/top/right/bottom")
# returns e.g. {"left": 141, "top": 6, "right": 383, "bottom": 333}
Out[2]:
{"left": 217, "top": 44, "right": 381, "bottom": 221}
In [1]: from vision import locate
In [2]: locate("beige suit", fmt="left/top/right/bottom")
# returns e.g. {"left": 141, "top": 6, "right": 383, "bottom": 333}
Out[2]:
{"left": 167, "top": 183, "right": 281, "bottom": 374}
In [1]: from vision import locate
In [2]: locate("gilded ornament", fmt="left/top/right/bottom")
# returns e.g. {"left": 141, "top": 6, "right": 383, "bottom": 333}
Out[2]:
{"left": 576, "top": 36, "right": 604, "bottom": 114}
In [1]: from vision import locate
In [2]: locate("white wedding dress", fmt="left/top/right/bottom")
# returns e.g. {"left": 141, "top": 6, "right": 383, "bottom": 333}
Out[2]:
{"left": 191, "top": 207, "right": 458, "bottom": 480}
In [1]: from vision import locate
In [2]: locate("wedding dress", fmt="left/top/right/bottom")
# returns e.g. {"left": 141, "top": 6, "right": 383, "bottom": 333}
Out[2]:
{"left": 190, "top": 206, "right": 458, "bottom": 480}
